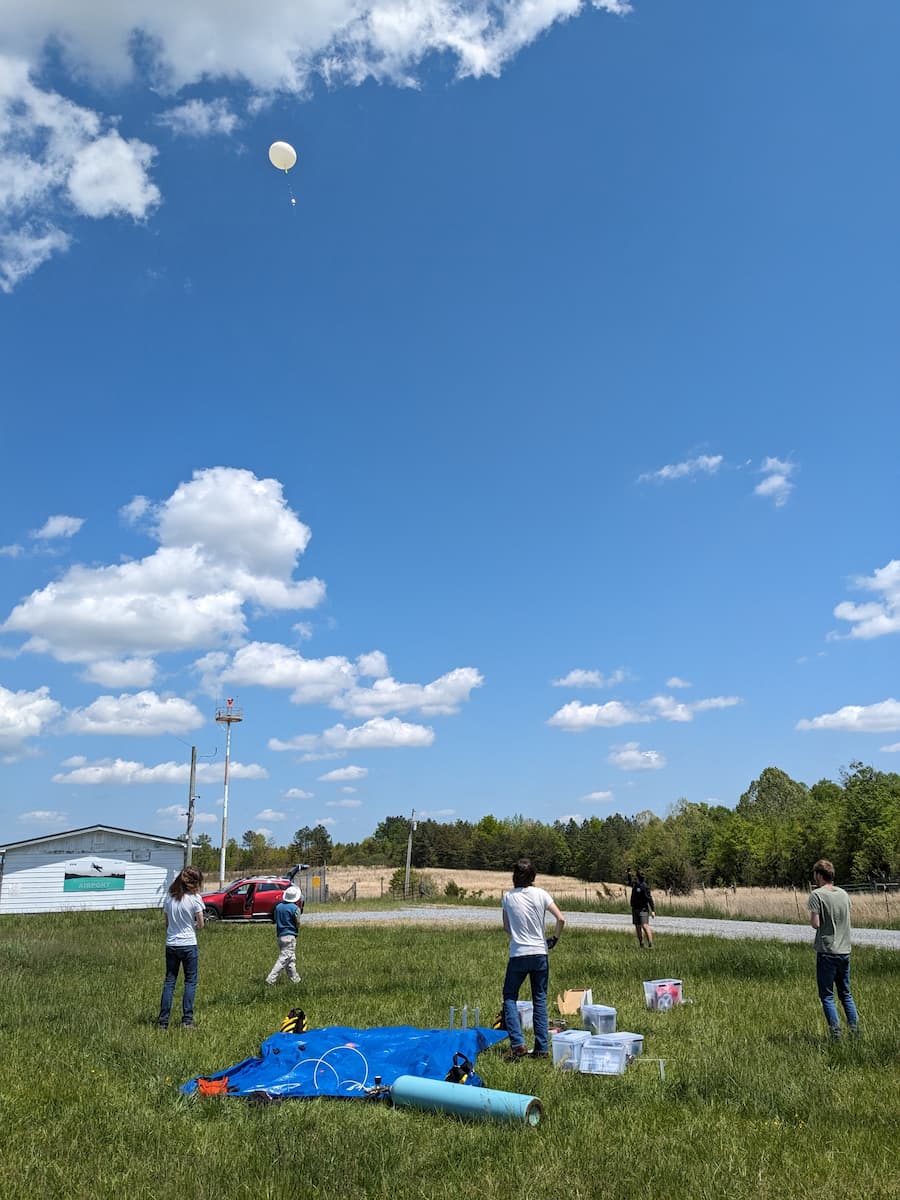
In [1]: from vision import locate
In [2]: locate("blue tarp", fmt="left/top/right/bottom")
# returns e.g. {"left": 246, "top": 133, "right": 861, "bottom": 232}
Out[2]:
{"left": 182, "top": 1025, "right": 508, "bottom": 1099}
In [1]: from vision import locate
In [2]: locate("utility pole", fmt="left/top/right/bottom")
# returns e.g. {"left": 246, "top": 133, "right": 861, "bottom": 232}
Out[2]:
{"left": 215, "top": 698, "right": 243, "bottom": 888}
{"left": 403, "top": 808, "right": 417, "bottom": 898}
{"left": 184, "top": 745, "right": 197, "bottom": 866}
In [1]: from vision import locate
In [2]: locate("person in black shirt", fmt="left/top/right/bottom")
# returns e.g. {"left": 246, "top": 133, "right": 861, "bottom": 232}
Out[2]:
{"left": 628, "top": 870, "right": 656, "bottom": 948}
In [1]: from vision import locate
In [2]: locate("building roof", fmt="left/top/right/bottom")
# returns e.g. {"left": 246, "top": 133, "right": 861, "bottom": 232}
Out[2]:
{"left": 0, "top": 824, "right": 184, "bottom": 853}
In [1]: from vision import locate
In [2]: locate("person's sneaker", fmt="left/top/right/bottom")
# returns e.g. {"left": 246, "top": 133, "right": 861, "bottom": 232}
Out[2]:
{"left": 828, "top": 1026, "right": 841, "bottom": 1041}
{"left": 529, "top": 1050, "right": 549, "bottom": 1059}
{"left": 181, "top": 1022, "right": 196, "bottom": 1032}
{"left": 504, "top": 1046, "right": 529, "bottom": 1061}
{"left": 156, "top": 1023, "right": 168, "bottom": 1031}
{"left": 849, "top": 1025, "right": 861, "bottom": 1039}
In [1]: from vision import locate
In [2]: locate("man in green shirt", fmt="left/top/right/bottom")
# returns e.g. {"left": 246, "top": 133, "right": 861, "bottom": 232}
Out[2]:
{"left": 807, "top": 859, "right": 859, "bottom": 1039}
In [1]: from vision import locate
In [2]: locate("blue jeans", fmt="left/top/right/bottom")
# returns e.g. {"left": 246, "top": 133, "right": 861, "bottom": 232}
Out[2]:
{"left": 159, "top": 945, "right": 199, "bottom": 1027}
{"left": 502, "top": 954, "right": 550, "bottom": 1053}
{"left": 816, "top": 953, "right": 858, "bottom": 1032}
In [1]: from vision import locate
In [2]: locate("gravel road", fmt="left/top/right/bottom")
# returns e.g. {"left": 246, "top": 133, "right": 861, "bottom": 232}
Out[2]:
{"left": 300, "top": 905, "right": 900, "bottom": 950}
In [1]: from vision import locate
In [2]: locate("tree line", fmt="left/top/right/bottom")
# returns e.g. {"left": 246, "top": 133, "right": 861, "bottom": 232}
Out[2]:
{"left": 189, "top": 762, "right": 900, "bottom": 892}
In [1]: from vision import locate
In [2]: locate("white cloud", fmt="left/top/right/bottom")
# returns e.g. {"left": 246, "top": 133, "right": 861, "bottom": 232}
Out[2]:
{"left": 223, "top": 642, "right": 354, "bottom": 703}
{"left": 158, "top": 98, "right": 239, "bottom": 137}
{"left": 256, "top": 808, "right": 286, "bottom": 821}
{"left": 552, "top": 667, "right": 627, "bottom": 688}
{"left": 0, "top": 543, "right": 24, "bottom": 557}
{"left": 325, "top": 798, "right": 363, "bottom": 808}
{"left": 581, "top": 790, "right": 613, "bottom": 802}
{"left": 119, "top": 495, "right": 150, "bottom": 525}
{"left": 255, "top": 827, "right": 273, "bottom": 840}
{"left": 0, "top": 683, "right": 61, "bottom": 753}
{"left": 833, "top": 559, "right": 900, "bottom": 640}
{"left": 608, "top": 742, "right": 666, "bottom": 771}
{"left": 880, "top": 742, "right": 900, "bottom": 753}
{"left": 284, "top": 787, "right": 314, "bottom": 799}
{"left": 81, "top": 658, "right": 158, "bottom": 688}
{"left": 17, "top": 809, "right": 67, "bottom": 824}
{"left": 318, "top": 765, "right": 368, "bottom": 782}
{"left": 797, "top": 699, "right": 900, "bottom": 734}
{"left": 417, "top": 808, "right": 456, "bottom": 818}
{"left": 53, "top": 757, "right": 268, "bottom": 784}
{"left": 0, "top": 57, "right": 159, "bottom": 289}
{"left": 666, "top": 676, "right": 691, "bottom": 689}
{"left": 638, "top": 454, "right": 723, "bottom": 484}
{"left": 64, "top": 690, "right": 204, "bottom": 736}
{"left": 356, "top": 650, "right": 390, "bottom": 678}
{"left": 547, "top": 700, "right": 647, "bottom": 730}
{"left": 754, "top": 456, "right": 795, "bottom": 508}
{"left": 66, "top": 131, "right": 159, "bottom": 218}
{"left": 270, "top": 716, "right": 435, "bottom": 753}
{"left": 548, "top": 693, "right": 741, "bottom": 731}
{"left": 337, "top": 666, "right": 484, "bottom": 718}
{"left": 315, "top": 817, "right": 337, "bottom": 827}
{"left": 342, "top": 786, "right": 356, "bottom": 794}
{"left": 156, "top": 803, "right": 218, "bottom": 825}
{"left": 2, "top": 468, "right": 325, "bottom": 666}
{"left": 31, "top": 515, "right": 84, "bottom": 539}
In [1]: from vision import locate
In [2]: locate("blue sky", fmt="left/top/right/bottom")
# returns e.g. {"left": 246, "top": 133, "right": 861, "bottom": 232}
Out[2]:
{"left": 2, "top": 1, "right": 900, "bottom": 849}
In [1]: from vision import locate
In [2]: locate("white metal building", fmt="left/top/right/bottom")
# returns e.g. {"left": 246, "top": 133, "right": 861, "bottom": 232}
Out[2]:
{"left": 0, "top": 825, "right": 185, "bottom": 915}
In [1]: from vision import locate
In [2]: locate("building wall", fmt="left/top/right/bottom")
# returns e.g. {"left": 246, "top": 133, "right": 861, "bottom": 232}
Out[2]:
{"left": 0, "top": 828, "right": 184, "bottom": 914}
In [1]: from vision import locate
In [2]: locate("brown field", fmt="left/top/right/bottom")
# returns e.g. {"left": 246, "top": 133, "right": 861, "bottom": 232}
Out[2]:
{"left": 320, "top": 866, "right": 896, "bottom": 924}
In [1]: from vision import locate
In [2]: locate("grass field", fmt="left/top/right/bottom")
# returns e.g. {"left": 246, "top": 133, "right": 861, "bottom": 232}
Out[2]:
{"left": 1, "top": 911, "right": 897, "bottom": 1200}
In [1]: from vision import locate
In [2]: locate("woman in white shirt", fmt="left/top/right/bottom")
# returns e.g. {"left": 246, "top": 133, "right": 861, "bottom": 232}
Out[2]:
{"left": 158, "top": 866, "right": 205, "bottom": 1030}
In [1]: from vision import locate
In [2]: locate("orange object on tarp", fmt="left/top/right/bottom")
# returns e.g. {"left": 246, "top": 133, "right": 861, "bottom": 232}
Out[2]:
{"left": 197, "top": 1076, "right": 230, "bottom": 1096}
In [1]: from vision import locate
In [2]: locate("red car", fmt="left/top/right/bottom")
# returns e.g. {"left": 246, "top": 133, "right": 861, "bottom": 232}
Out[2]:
{"left": 201, "top": 877, "right": 299, "bottom": 921}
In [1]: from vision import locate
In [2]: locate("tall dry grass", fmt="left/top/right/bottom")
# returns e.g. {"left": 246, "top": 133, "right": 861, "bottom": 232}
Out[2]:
{"left": 320, "top": 867, "right": 896, "bottom": 926}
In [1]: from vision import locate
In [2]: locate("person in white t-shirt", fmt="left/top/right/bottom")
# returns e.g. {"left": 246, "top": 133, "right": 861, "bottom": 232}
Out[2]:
{"left": 157, "top": 866, "right": 205, "bottom": 1030}
{"left": 501, "top": 858, "right": 565, "bottom": 1060}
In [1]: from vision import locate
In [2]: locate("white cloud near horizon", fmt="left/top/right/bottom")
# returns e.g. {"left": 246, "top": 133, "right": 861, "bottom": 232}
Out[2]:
{"left": 17, "top": 808, "right": 67, "bottom": 824}
{"left": 548, "top": 693, "right": 740, "bottom": 731}
{"left": 666, "top": 676, "right": 691, "bottom": 689}
{"left": 52, "top": 756, "right": 268, "bottom": 784}
{"left": 326, "top": 798, "right": 363, "bottom": 808}
{"left": 256, "top": 808, "right": 286, "bottom": 821}
{"left": 581, "top": 790, "right": 613, "bottom": 802}
{"left": 796, "top": 698, "right": 900, "bottom": 734}
{"left": 318, "top": 765, "right": 368, "bottom": 782}
{"left": 2, "top": 468, "right": 324, "bottom": 668}
{"left": 0, "top": 2, "right": 631, "bottom": 287}
{"left": 608, "top": 742, "right": 666, "bottom": 770}
{"left": 638, "top": 454, "right": 723, "bottom": 484}
{"left": 754, "top": 456, "right": 795, "bottom": 508}
{"left": 81, "top": 658, "right": 158, "bottom": 688}
{"left": 552, "top": 667, "right": 627, "bottom": 689}
{"left": 833, "top": 559, "right": 900, "bottom": 640}
{"left": 284, "top": 788, "right": 314, "bottom": 800}
{"left": 270, "top": 716, "right": 435, "bottom": 754}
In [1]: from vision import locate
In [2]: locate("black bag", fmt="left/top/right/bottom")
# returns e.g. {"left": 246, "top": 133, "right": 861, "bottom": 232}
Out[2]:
{"left": 279, "top": 1008, "right": 308, "bottom": 1034}
{"left": 445, "top": 1052, "right": 484, "bottom": 1087}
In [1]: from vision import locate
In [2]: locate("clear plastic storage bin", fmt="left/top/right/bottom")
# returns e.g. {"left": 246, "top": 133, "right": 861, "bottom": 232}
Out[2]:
{"left": 551, "top": 1029, "right": 592, "bottom": 1070}
{"left": 579, "top": 1037, "right": 628, "bottom": 1075}
{"left": 516, "top": 1000, "right": 533, "bottom": 1029}
{"left": 643, "top": 979, "right": 682, "bottom": 1011}
{"left": 581, "top": 1003, "right": 617, "bottom": 1034}
{"left": 592, "top": 1032, "right": 644, "bottom": 1058}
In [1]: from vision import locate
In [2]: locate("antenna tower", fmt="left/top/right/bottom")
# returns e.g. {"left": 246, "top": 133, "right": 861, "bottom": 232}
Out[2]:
{"left": 215, "top": 697, "right": 244, "bottom": 887}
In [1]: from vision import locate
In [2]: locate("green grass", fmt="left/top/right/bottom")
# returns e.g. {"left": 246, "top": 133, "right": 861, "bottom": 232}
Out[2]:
{"left": 1, "top": 912, "right": 897, "bottom": 1200}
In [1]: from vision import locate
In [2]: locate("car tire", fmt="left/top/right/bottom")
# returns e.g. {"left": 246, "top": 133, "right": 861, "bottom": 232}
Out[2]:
{"left": 204, "top": 906, "right": 221, "bottom": 922}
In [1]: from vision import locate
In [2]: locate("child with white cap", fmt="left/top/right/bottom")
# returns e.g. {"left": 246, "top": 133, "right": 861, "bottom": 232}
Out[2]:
{"left": 265, "top": 885, "right": 304, "bottom": 985}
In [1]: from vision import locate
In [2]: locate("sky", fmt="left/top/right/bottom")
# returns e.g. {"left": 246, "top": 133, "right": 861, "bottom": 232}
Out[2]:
{"left": 2, "top": 0, "right": 900, "bottom": 850}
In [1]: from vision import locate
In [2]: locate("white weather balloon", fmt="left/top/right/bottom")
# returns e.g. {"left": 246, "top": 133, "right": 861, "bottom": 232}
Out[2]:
{"left": 268, "top": 141, "right": 297, "bottom": 172}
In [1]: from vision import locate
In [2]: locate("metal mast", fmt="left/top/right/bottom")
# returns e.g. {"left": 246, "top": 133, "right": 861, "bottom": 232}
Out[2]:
{"left": 215, "top": 698, "right": 243, "bottom": 887}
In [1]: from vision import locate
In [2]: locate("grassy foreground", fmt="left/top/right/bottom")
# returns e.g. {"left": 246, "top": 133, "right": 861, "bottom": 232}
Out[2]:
{"left": 1, "top": 912, "right": 897, "bottom": 1200}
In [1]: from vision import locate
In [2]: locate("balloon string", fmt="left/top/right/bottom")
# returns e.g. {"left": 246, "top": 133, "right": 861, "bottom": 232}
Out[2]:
{"left": 285, "top": 172, "right": 296, "bottom": 208}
